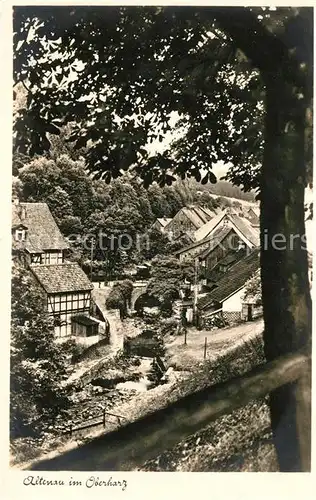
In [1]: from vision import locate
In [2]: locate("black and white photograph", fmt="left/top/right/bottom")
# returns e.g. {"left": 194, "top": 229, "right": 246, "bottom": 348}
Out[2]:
{"left": 8, "top": 3, "right": 313, "bottom": 476}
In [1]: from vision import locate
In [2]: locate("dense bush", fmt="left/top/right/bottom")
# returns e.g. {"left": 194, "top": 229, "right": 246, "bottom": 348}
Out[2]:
{"left": 160, "top": 318, "right": 179, "bottom": 336}
{"left": 203, "top": 314, "right": 228, "bottom": 330}
{"left": 124, "top": 335, "right": 165, "bottom": 358}
{"left": 10, "top": 265, "right": 71, "bottom": 438}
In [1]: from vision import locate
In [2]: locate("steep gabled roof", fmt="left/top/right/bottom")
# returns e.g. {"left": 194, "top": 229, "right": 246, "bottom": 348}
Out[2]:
{"left": 229, "top": 213, "right": 260, "bottom": 247}
{"left": 194, "top": 210, "right": 228, "bottom": 241}
{"left": 31, "top": 263, "right": 93, "bottom": 294}
{"left": 198, "top": 248, "right": 260, "bottom": 309}
{"left": 194, "top": 209, "right": 259, "bottom": 247}
{"left": 157, "top": 217, "right": 172, "bottom": 227}
{"left": 248, "top": 206, "right": 260, "bottom": 218}
{"left": 12, "top": 202, "right": 69, "bottom": 253}
{"left": 174, "top": 226, "right": 231, "bottom": 258}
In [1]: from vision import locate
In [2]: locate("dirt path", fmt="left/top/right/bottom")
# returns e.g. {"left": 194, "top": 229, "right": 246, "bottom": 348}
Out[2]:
{"left": 195, "top": 318, "right": 263, "bottom": 346}
{"left": 165, "top": 319, "right": 264, "bottom": 370}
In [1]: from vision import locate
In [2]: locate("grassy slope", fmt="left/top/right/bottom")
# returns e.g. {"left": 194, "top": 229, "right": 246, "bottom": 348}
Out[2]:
{"left": 11, "top": 329, "right": 278, "bottom": 471}
{"left": 141, "top": 332, "right": 278, "bottom": 472}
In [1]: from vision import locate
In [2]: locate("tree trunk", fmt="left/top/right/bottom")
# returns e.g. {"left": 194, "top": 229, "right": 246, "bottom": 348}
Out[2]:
{"left": 260, "top": 72, "right": 312, "bottom": 471}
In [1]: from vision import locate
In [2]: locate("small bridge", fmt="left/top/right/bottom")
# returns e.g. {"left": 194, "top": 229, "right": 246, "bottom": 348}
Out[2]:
{"left": 92, "top": 280, "right": 149, "bottom": 324}
{"left": 130, "top": 281, "right": 149, "bottom": 310}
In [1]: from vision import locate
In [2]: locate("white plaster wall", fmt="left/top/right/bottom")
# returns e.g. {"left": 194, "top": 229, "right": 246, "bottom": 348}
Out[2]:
{"left": 76, "top": 334, "right": 101, "bottom": 347}
{"left": 222, "top": 287, "right": 245, "bottom": 312}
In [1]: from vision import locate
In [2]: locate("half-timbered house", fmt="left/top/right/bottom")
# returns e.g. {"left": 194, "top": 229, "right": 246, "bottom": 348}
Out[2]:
{"left": 194, "top": 208, "right": 260, "bottom": 246}
{"left": 30, "top": 263, "right": 95, "bottom": 338}
{"left": 12, "top": 200, "right": 102, "bottom": 341}
{"left": 12, "top": 200, "right": 69, "bottom": 265}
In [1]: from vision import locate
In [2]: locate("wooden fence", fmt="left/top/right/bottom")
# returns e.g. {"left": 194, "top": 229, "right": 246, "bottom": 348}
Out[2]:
{"left": 28, "top": 350, "right": 310, "bottom": 471}
{"left": 65, "top": 410, "right": 128, "bottom": 437}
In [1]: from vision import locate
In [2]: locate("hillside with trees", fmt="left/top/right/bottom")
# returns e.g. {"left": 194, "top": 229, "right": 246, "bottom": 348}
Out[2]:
{"left": 12, "top": 6, "right": 312, "bottom": 472}
{"left": 13, "top": 145, "right": 257, "bottom": 278}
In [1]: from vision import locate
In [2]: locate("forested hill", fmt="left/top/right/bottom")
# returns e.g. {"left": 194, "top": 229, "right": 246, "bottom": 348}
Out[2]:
{"left": 13, "top": 153, "right": 257, "bottom": 229}
{"left": 12, "top": 151, "right": 258, "bottom": 276}
{"left": 188, "top": 178, "right": 256, "bottom": 202}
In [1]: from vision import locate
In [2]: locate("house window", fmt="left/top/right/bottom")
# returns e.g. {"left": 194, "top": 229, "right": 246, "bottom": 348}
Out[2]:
{"left": 15, "top": 229, "right": 26, "bottom": 241}
{"left": 31, "top": 253, "right": 42, "bottom": 264}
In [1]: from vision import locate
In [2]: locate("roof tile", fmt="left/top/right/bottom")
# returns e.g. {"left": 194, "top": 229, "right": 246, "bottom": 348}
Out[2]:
{"left": 12, "top": 202, "right": 69, "bottom": 253}
{"left": 198, "top": 248, "right": 260, "bottom": 309}
{"left": 31, "top": 263, "right": 93, "bottom": 294}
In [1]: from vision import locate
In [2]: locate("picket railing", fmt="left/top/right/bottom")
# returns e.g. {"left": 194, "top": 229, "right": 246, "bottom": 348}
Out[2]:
{"left": 28, "top": 350, "right": 310, "bottom": 472}
{"left": 65, "top": 410, "right": 128, "bottom": 437}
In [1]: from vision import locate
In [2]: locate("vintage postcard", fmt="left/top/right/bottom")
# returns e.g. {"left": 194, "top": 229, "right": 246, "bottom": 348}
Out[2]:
{"left": 2, "top": 1, "right": 315, "bottom": 498}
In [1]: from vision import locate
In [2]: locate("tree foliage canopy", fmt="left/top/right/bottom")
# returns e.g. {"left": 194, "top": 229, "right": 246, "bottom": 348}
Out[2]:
{"left": 242, "top": 269, "right": 262, "bottom": 306}
{"left": 147, "top": 255, "right": 195, "bottom": 307}
{"left": 13, "top": 6, "right": 312, "bottom": 192}
{"left": 10, "top": 264, "right": 71, "bottom": 437}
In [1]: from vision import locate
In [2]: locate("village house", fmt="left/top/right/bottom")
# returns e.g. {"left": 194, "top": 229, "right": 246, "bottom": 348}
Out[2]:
{"left": 194, "top": 207, "right": 260, "bottom": 245}
{"left": 246, "top": 206, "right": 260, "bottom": 226}
{"left": 150, "top": 217, "right": 172, "bottom": 233}
{"left": 199, "top": 248, "right": 247, "bottom": 291}
{"left": 197, "top": 248, "right": 260, "bottom": 326}
{"left": 12, "top": 200, "right": 103, "bottom": 341}
{"left": 164, "top": 205, "right": 215, "bottom": 240}
{"left": 175, "top": 209, "right": 258, "bottom": 271}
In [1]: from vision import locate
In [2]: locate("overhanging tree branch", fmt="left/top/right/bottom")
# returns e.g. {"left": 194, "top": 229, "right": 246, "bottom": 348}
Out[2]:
{"left": 199, "top": 7, "right": 311, "bottom": 94}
